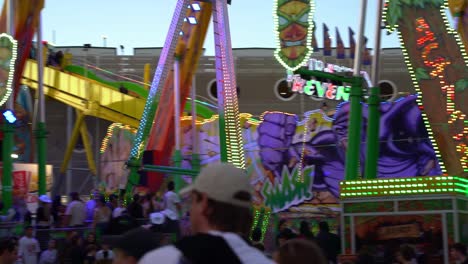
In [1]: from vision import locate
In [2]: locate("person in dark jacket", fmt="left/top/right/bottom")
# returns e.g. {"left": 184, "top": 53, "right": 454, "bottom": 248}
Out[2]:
{"left": 315, "top": 221, "right": 340, "bottom": 264}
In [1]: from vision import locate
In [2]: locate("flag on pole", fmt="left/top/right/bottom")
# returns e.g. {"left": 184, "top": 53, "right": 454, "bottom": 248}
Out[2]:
{"left": 336, "top": 27, "right": 345, "bottom": 59}
{"left": 362, "top": 36, "right": 372, "bottom": 65}
{"left": 349, "top": 27, "right": 356, "bottom": 59}
{"left": 323, "top": 23, "right": 332, "bottom": 56}
{"left": 312, "top": 21, "right": 318, "bottom": 51}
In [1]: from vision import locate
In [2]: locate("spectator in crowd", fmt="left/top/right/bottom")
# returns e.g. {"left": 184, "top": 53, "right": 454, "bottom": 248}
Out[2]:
{"left": 276, "top": 219, "right": 294, "bottom": 247}
{"left": 277, "top": 228, "right": 297, "bottom": 247}
{"left": 109, "top": 227, "right": 160, "bottom": 264}
{"left": 65, "top": 192, "right": 86, "bottom": 227}
{"left": 106, "top": 194, "right": 118, "bottom": 212}
{"left": 95, "top": 243, "right": 114, "bottom": 264}
{"left": 162, "top": 181, "right": 182, "bottom": 239}
{"left": 83, "top": 232, "right": 97, "bottom": 250}
{"left": 274, "top": 238, "right": 327, "bottom": 264}
{"left": 0, "top": 201, "right": 15, "bottom": 222}
{"left": 451, "top": 243, "right": 468, "bottom": 264}
{"left": 51, "top": 195, "right": 64, "bottom": 227}
{"left": 142, "top": 193, "right": 155, "bottom": 218}
{"left": 140, "top": 163, "right": 274, "bottom": 264}
{"left": 127, "top": 194, "right": 144, "bottom": 219}
{"left": 13, "top": 197, "right": 32, "bottom": 224}
{"left": 0, "top": 237, "right": 18, "bottom": 264}
{"left": 36, "top": 195, "right": 52, "bottom": 228}
{"left": 18, "top": 226, "right": 40, "bottom": 264}
{"left": 298, "top": 220, "right": 314, "bottom": 241}
{"left": 112, "top": 199, "right": 126, "bottom": 218}
{"left": 395, "top": 245, "right": 417, "bottom": 264}
{"left": 315, "top": 221, "right": 340, "bottom": 264}
{"left": 83, "top": 244, "right": 97, "bottom": 264}
{"left": 107, "top": 209, "right": 139, "bottom": 235}
{"left": 64, "top": 234, "right": 84, "bottom": 264}
{"left": 92, "top": 196, "right": 111, "bottom": 233}
{"left": 39, "top": 239, "right": 57, "bottom": 264}
{"left": 86, "top": 191, "right": 100, "bottom": 223}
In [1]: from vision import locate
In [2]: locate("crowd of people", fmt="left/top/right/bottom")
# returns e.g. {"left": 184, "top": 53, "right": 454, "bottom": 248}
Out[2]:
{"left": 0, "top": 163, "right": 467, "bottom": 263}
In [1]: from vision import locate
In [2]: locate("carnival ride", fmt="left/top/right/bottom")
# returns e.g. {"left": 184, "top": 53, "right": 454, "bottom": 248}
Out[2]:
{"left": 125, "top": 0, "right": 245, "bottom": 192}
{"left": 19, "top": 58, "right": 216, "bottom": 178}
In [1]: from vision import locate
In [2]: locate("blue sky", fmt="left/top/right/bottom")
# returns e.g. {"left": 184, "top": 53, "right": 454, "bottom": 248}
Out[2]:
{"left": 12, "top": 0, "right": 402, "bottom": 55}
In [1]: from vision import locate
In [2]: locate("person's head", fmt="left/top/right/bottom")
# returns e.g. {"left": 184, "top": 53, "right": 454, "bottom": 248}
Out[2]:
{"left": 318, "top": 221, "right": 329, "bottom": 233}
{"left": 0, "top": 237, "right": 18, "bottom": 264}
{"left": 167, "top": 181, "right": 175, "bottom": 191}
{"left": 86, "top": 232, "right": 96, "bottom": 243}
{"left": 108, "top": 228, "right": 160, "bottom": 264}
{"left": 180, "top": 163, "right": 253, "bottom": 236}
{"left": 132, "top": 194, "right": 140, "bottom": 203}
{"left": 24, "top": 226, "right": 33, "bottom": 238}
{"left": 277, "top": 228, "right": 297, "bottom": 247}
{"left": 300, "top": 221, "right": 312, "bottom": 235}
{"left": 53, "top": 195, "right": 62, "bottom": 206}
{"left": 70, "top": 192, "right": 80, "bottom": 201}
{"left": 47, "top": 239, "right": 56, "bottom": 250}
{"left": 396, "top": 245, "right": 416, "bottom": 263}
{"left": 450, "top": 243, "right": 467, "bottom": 261}
{"left": 101, "top": 243, "right": 110, "bottom": 251}
{"left": 274, "top": 239, "right": 328, "bottom": 264}
{"left": 97, "top": 196, "right": 106, "bottom": 207}
{"left": 278, "top": 219, "right": 287, "bottom": 232}
{"left": 109, "top": 194, "right": 118, "bottom": 204}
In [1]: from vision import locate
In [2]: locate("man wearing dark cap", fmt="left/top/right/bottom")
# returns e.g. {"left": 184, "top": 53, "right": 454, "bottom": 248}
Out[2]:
{"left": 108, "top": 227, "right": 160, "bottom": 264}
{"left": 140, "top": 162, "right": 273, "bottom": 264}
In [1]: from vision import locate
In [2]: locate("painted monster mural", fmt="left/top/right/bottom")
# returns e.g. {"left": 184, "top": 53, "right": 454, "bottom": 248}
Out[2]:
{"left": 102, "top": 95, "right": 440, "bottom": 213}
{"left": 258, "top": 95, "right": 441, "bottom": 201}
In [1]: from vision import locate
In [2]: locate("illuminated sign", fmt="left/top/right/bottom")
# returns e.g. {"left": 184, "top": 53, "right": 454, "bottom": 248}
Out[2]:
{"left": 289, "top": 58, "right": 371, "bottom": 101}
{"left": 383, "top": 0, "right": 468, "bottom": 174}
{"left": 0, "top": 33, "right": 18, "bottom": 107}
{"left": 291, "top": 75, "right": 351, "bottom": 101}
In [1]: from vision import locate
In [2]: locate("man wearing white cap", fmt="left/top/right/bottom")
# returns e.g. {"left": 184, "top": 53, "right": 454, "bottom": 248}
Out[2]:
{"left": 139, "top": 162, "right": 274, "bottom": 264}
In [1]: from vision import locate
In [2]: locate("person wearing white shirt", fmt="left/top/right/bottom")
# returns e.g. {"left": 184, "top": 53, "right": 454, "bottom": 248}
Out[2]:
{"left": 18, "top": 226, "right": 40, "bottom": 264}
{"left": 39, "top": 240, "right": 57, "bottom": 264}
{"left": 64, "top": 192, "right": 86, "bottom": 227}
{"left": 162, "top": 181, "right": 182, "bottom": 239}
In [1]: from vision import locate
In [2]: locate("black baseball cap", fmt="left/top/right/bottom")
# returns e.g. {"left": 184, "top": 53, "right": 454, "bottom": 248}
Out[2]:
{"left": 104, "top": 227, "right": 160, "bottom": 260}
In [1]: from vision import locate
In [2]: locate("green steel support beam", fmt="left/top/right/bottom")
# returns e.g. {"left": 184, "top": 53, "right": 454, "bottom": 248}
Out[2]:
{"left": 143, "top": 165, "right": 199, "bottom": 176}
{"left": 364, "top": 87, "right": 380, "bottom": 180}
{"left": 35, "top": 122, "right": 48, "bottom": 195}
{"left": 2, "top": 122, "right": 14, "bottom": 213}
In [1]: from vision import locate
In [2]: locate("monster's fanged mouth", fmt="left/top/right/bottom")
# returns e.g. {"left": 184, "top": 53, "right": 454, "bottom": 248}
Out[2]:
{"left": 285, "top": 40, "right": 302, "bottom": 47}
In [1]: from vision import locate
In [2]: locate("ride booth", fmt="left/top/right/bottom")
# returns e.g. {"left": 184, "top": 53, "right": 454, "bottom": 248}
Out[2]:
{"left": 340, "top": 177, "right": 468, "bottom": 263}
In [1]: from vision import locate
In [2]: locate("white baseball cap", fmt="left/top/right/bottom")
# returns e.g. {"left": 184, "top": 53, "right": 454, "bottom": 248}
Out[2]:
{"left": 180, "top": 162, "right": 252, "bottom": 208}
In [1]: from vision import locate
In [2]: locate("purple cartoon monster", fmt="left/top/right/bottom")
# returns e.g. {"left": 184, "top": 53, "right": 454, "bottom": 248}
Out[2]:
{"left": 258, "top": 95, "right": 441, "bottom": 198}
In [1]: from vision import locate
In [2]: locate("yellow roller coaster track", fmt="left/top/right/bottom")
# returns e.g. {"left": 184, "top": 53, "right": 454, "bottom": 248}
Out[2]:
{"left": 21, "top": 59, "right": 145, "bottom": 128}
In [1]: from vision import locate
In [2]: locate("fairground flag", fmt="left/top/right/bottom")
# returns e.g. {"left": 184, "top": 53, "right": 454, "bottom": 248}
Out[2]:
{"left": 336, "top": 27, "right": 345, "bottom": 59}
{"left": 349, "top": 27, "right": 356, "bottom": 59}
{"left": 312, "top": 21, "right": 318, "bottom": 51}
{"left": 323, "top": 23, "right": 332, "bottom": 56}
{"left": 362, "top": 36, "right": 372, "bottom": 65}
